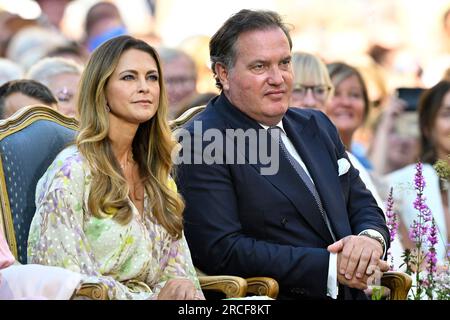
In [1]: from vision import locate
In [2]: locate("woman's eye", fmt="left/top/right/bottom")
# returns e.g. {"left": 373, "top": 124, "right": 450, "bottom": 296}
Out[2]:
{"left": 148, "top": 74, "right": 159, "bottom": 81}
{"left": 122, "top": 75, "right": 134, "bottom": 80}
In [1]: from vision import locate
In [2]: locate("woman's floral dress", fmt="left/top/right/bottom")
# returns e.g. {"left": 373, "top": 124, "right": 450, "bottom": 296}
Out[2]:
{"left": 28, "top": 145, "right": 203, "bottom": 299}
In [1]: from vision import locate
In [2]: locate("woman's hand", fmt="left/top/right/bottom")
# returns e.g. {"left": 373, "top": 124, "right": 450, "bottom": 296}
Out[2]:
{"left": 157, "top": 278, "right": 203, "bottom": 300}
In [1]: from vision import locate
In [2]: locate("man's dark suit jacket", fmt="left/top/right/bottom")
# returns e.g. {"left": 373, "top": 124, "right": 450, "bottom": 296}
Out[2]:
{"left": 176, "top": 93, "right": 389, "bottom": 299}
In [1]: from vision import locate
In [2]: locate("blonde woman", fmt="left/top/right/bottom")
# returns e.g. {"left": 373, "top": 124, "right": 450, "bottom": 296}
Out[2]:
{"left": 290, "top": 52, "right": 333, "bottom": 109}
{"left": 28, "top": 36, "right": 204, "bottom": 300}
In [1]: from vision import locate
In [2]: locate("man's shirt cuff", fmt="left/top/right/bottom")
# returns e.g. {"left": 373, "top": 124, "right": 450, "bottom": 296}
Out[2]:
{"left": 327, "top": 252, "right": 338, "bottom": 299}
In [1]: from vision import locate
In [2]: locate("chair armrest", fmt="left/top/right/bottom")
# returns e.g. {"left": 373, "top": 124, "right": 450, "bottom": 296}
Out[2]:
{"left": 74, "top": 282, "right": 109, "bottom": 300}
{"left": 381, "top": 271, "right": 412, "bottom": 300}
{"left": 245, "top": 277, "right": 279, "bottom": 299}
{"left": 199, "top": 275, "right": 247, "bottom": 298}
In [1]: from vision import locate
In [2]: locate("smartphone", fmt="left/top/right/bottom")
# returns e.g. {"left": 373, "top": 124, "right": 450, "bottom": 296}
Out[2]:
{"left": 395, "top": 87, "right": 424, "bottom": 111}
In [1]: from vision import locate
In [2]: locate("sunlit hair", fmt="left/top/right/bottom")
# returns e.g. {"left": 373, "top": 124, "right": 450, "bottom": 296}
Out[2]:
{"left": 291, "top": 52, "right": 334, "bottom": 102}
{"left": 418, "top": 80, "right": 450, "bottom": 164}
{"left": 327, "top": 62, "right": 370, "bottom": 121}
{"left": 76, "top": 35, "right": 184, "bottom": 239}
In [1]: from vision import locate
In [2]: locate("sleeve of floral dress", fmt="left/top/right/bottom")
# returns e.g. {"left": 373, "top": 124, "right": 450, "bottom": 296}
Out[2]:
{"left": 27, "top": 160, "right": 157, "bottom": 300}
{"left": 150, "top": 177, "right": 205, "bottom": 299}
{"left": 151, "top": 233, "right": 205, "bottom": 299}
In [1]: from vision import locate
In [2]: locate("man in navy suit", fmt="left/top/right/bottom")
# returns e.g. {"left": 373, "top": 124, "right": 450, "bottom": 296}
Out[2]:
{"left": 176, "top": 9, "right": 389, "bottom": 299}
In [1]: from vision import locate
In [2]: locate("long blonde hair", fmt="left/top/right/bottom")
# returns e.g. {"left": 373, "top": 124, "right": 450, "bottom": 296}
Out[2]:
{"left": 76, "top": 35, "right": 184, "bottom": 239}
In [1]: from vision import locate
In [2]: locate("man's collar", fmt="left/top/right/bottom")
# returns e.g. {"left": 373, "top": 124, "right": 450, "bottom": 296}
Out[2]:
{"left": 259, "top": 120, "right": 286, "bottom": 133}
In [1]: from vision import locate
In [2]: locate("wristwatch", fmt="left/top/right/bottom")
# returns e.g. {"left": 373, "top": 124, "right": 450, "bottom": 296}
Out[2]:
{"left": 359, "top": 230, "right": 386, "bottom": 256}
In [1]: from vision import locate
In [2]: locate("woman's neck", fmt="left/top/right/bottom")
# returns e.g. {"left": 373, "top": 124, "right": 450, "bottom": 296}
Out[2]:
{"left": 108, "top": 115, "right": 138, "bottom": 164}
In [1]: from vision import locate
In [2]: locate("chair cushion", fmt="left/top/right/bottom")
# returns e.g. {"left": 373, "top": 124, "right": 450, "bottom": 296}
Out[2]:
{"left": 0, "top": 120, "right": 76, "bottom": 263}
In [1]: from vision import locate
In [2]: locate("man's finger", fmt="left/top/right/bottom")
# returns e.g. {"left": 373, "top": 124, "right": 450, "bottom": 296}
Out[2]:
{"left": 327, "top": 239, "right": 344, "bottom": 253}
{"left": 366, "top": 250, "right": 381, "bottom": 275}
{"left": 344, "top": 245, "right": 363, "bottom": 280}
{"left": 338, "top": 241, "right": 354, "bottom": 275}
{"left": 355, "top": 248, "right": 371, "bottom": 279}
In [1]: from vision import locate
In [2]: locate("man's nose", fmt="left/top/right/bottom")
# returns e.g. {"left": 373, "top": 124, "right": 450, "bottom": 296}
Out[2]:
{"left": 267, "top": 67, "right": 284, "bottom": 85}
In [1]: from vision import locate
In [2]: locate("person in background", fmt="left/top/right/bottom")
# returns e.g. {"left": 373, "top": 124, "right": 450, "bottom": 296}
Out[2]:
{"left": 27, "top": 35, "right": 204, "bottom": 300}
{"left": 368, "top": 96, "right": 421, "bottom": 176}
{"left": 0, "top": 79, "right": 58, "bottom": 119}
{"left": 326, "top": 62, "right": 373, "bottom": 170}
{"left": 290, "top": 52, "right": 333, "bottom": 109}
{"left": 387, "top": 80, "right": 450, "bottom": 269}
{"left": 0, "top": 11, "right": 37, "bottom": 58}
{"left": 46, "top": 42, "right": 89, "bottom": 66}
{"left": 34, "top": 0, "right": 72, "bottom": 30}
{"left": 179, "top": 92, "right": 218, "bottom": 114}
{"left": 5, "top": 26, "right": 68, "bottom": 71}
{"left": 84, "top": 1, "right": 128, "bottom": 53}
{"left": 0, "top": 58, "right": 23, "bottom": 86}
{"left": 158, "top": 47, "right": 198, "bottom": 119}
{"left": 27, "top": 57, "right": 83, "bottom": 118}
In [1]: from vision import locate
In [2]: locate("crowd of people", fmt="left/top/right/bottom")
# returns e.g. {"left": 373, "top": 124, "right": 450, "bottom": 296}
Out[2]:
{"left": 0, "top": 2, "right": 449, "bottom": 300}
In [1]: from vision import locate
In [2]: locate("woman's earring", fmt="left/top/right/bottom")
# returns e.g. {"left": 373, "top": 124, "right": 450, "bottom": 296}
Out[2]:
{"left": 106, "top": 103, "right": 111, "bottom": 112}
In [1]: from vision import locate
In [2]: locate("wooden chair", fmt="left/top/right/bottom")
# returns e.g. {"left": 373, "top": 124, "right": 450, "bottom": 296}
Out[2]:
{"left": 170, "top": 104, "right": 412, "bottom": 300}
{"left": 0, "top": 105, "right": 251, "bottom": 299}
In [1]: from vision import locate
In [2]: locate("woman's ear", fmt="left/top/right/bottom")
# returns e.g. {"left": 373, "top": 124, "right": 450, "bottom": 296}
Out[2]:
{"left": 215, "top": 62, "right": 230, "bottom": 91}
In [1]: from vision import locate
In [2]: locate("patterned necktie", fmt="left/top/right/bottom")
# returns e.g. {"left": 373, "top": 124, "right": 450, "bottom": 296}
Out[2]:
{"left": 268, "top": 126, "right": 336, "bottom": 242}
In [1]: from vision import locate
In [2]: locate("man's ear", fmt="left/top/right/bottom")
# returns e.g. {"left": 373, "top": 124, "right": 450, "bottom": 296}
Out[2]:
{"left": 215, "top": 62, "right": 230, "bottom": 91}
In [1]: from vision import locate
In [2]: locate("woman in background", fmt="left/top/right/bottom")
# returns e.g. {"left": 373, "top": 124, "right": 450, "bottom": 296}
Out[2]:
{"left": 387, "top": 80, "right": 450, "bottom": 268}
{"left": 290, "top": 52, "right": 333, "bottom": 109}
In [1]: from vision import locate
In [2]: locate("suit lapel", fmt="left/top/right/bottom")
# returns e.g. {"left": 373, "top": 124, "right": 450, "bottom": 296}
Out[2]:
{"left": 215, "top": 95, "right": 335, "bottom": 243}
{"left": 283, "top": 112, "right": 352, "bottom": 239}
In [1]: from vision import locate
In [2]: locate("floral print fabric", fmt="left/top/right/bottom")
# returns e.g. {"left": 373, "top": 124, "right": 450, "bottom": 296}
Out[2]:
{"left": 28, "top": 145, "right": 203, "bottom": 300}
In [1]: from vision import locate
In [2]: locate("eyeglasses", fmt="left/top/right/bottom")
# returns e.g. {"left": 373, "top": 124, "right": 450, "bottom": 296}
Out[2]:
{"left": 56, "top": 87, "right": 74, "bottom": 102}
{"left": 292, "top": 84, "right": 331, "bottom": 101}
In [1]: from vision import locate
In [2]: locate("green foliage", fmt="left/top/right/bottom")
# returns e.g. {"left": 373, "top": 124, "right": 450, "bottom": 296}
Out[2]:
{"left": 434, "top": 157, "right": 450, "bottom": 181}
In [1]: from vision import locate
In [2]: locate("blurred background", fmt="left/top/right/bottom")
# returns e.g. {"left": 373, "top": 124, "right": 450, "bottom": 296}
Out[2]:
{"left": 1, "top": 0, "right": 450, "bottom": 91}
